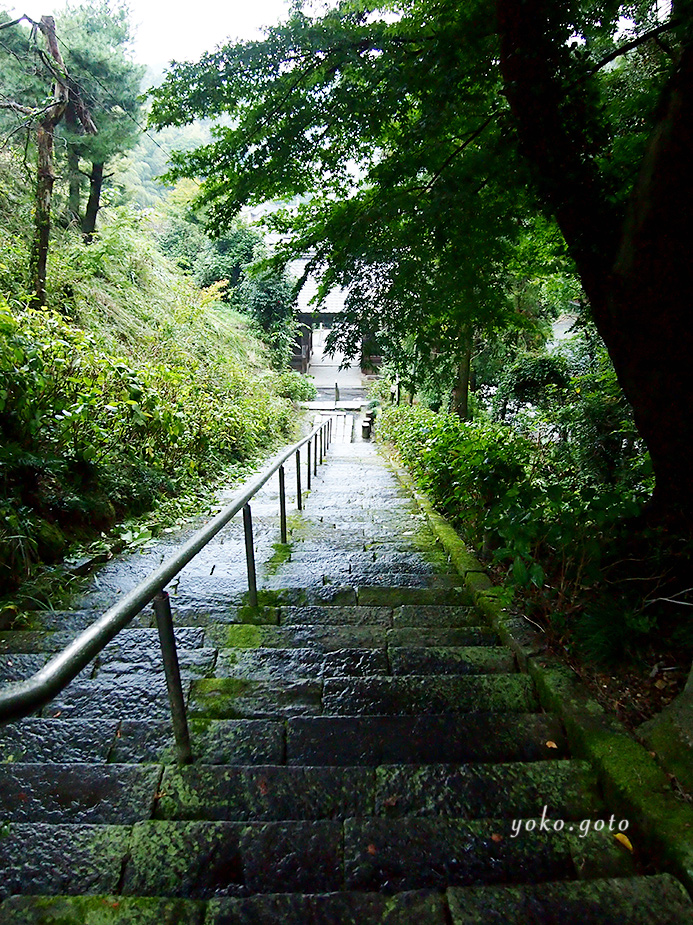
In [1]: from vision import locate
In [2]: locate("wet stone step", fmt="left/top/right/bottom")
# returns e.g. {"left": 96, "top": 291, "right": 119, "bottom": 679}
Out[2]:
{"left": 94, "top": 646, "right": 217, "bottom": 681}
{"left": 122, "top": 820, "right": 343, "bottom": 897}
{"left": 216, "top": 647, "right": 388, "bottom": 680}
{"left": 0, "top": 719, "right": 119, "bottom": 763}
{"left": 0, "top": 630, "right": 85, "bottom": 654}
{"left": 348, "top": 573, "right": 462, "bottom": 591}
{"left": 9, "top": 609, "right": 152, "bottom": 633}
{"left": 155, "top": 765, "right": 374, "bottom": 821}
{"left": 287, "top": 714, "right": 569, "bottom": 766}
{"left": 447, "top": 875, "right": 693, "bottom": 924}
{"left": 322, "top": 675, "right": 538, "bottom": 716}
{"left": 42, "top": 677, "right": 190, "bottom": 721}
{"left": 205, "top": 889, "right": 448, "bottom": 924}
{"left": 0, "top": 653, "right": 94, "bottom": 683}
{"left": 374, "top": 760, "right": 603, "bottom": 819}
{"left": 0, "top": 625, "right": 207, "bottom": 656}
{"left": 189, "top": 677, "right": 323, "bottom": 720}
{"left": 279, "top": 605, "right": 393, "bottom": 627}
{"left": 357, "top": 586, "right": 470, "bottom": 607}
{"left": 344, "top": 817, "right": 634, "bottom": 892}
{"left": 0, "top": 823, "right": 131, "bottom": 900}
{"left": 0, "top": 896, "right": 206, "bottom": 925}
{"left": 388, "top": 646, "right": 515, "bottom": 676}
{"left": 208, "top": 623, "right": 390, "bottom": 651}
{"left": 393, "top": 605, "right": 482, "bottom": 628}
{"left": 0, "top": 764, "right": 161, "bottom": 824}
{"left": 389, "top": 627, "right": 500, "bottom": 648}
{"left": 109, "top": 719, "right": 285, "bottom": 765}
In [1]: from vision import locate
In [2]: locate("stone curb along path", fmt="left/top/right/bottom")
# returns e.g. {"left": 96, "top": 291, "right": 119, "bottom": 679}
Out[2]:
{"left": 386, "top": 448, "right": 693, "bottom": 895}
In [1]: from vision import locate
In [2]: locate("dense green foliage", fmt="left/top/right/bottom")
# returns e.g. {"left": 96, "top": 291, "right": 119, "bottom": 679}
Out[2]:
{"left": 377, "top": 329, "right": 665, "bottom": 660}
{"left": 0, "top": 155, "right": 308, "bottom": 598}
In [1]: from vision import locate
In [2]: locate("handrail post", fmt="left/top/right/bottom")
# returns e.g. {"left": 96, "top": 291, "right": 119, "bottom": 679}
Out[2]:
{"left": 307, "top": 440, "right": 312, "bottom": 490}
{"left": 295, "top": 448, "right": 302, "bottom": 510}
{"left": 243, "top": 503, "right": 258, "bottom": 608}
{"left": 313, "top": 434, "right": 318, "bottom": 476}
{"left": 278, "top": 464, "right": 288, "bottom": 543}
{"left": 153, "top": 591, "right": 193, "bottom": 766}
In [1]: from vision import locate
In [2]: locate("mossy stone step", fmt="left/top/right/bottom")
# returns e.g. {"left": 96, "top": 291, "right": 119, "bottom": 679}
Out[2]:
{"left": 205, "top": 889, "right": 448, "bottom": 925}
{"left": 446, "top": 875, "right": 693, "bottom": 924}
{"left": 123, "top": 820, "right": 343, "bottom": 896}
{"left": 209, "top": 623, "right": 499, "bottom": 650}
{"left": 321, "top": 675, "right": 538, "bottom": 715}
{"left": 393, "top": 605, "right": 481, "bottom": 627}
{"left": 374, "top": 759, "right": 602, "bottom": 819}
{"left": 0, "top": 818, "right": 634, "bottom": 900}
{"left": 189, "top": 677, "right": 323, "bottom": 720}
{"left": 344, "top": 816, "right": 634, "bottom": 892}
{"left": 278, "top": 605, "right": 393, "bottom": 627}
{"left": 152, "top": 759, "right": 601, "bottom": 823}
{"left": 357, "top": 585, "right": 470, "bottom": 606}
{"left": 3, "top": 877, "right": 691, "bottom": 925}
{"left": 0, "top": 896, "right": 205, "bottom": 925}
{"left": 388, "top": 646, "right": 515, "bottom": 676}
{"left": 110, "top": 719, "right": 286, "bottom": 766}
{"left": 154, "top": 765, "right": 375, "bottom": 821}
{"left": 286, "top": 714, "right": 569, "bottom": 765}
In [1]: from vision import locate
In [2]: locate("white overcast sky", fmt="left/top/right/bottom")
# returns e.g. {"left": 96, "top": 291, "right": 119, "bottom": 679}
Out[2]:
{"left": 12, "top": 0, "right": 294, "bottom": 68}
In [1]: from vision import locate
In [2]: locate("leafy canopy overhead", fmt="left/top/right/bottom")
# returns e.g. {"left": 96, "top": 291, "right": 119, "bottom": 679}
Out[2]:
{"left": 148, "top": 0, "right": 675, "bottom": 359}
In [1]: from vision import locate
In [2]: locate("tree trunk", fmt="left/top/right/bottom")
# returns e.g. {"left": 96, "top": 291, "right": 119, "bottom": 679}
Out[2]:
{"left": 29, "top": 17, "right": 69, "bottom": 307}
{"left": 30, "top": 123, "right": 57, "bottom": 307}
{"left": 496, "top": 1, "right": 693, "bottom": 522}
{"left": 62, "top": 145, "right": 82, "bottom": 227}
{"left": 81, "top": 162, "right": 104, "bottom": 242}
{"left": 451, "top": 331, "right": 472, "bottom": 420}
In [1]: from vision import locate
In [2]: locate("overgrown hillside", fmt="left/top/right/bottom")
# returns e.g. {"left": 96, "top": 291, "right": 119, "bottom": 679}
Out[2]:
{"left": 0, "top": 153, "right": 310, "bottom": 604}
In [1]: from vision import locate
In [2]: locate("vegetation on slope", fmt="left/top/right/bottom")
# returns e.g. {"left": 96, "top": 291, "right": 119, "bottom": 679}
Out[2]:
{"left": 0, "top": 153, "right": 308, "bottom": 605}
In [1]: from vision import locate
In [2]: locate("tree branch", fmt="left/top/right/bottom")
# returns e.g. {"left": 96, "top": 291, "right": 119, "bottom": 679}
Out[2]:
{"left": 583, "top": 20, "right": 681, "bottom": 81}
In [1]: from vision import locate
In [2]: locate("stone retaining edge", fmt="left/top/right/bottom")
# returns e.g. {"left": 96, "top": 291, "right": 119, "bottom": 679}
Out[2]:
{"left": 383, "top": 446, "right": 693, "bottom": 895}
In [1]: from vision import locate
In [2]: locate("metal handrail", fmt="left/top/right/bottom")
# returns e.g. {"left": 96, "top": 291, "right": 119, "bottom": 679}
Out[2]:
{"left": 0, "top": 416, "right": 334, "bottom": 763}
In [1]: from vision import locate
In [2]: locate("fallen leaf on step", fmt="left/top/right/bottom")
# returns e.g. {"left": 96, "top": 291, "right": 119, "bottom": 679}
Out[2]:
{"left": 614, "top": 833, "right": 633, "bottom": 852}
{"left": 546, "top": 741, "right": 558, "bottom": 749}
{"left": 491, "top": 833, "right": 503, "bottom": 843}
{"left": 367, "top": 844, "right": 377, "bottom": 855}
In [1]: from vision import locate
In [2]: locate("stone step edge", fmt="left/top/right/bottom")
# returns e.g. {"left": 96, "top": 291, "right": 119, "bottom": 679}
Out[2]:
{"left": 384, "top": 446, "right": 693, "bottom": 895}
{"left": 1, "top": 875, "right": 691, "bottom": 924}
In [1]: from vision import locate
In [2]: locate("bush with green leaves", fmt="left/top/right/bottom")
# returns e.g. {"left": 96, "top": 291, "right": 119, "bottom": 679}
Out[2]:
{"left": 377, "top": 402, "right": 653, "bottom": 660}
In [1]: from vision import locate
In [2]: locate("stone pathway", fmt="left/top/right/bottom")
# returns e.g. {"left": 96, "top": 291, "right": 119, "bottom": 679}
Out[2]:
{"left": 0, "top": 429, "right": 691, "bottom": 923}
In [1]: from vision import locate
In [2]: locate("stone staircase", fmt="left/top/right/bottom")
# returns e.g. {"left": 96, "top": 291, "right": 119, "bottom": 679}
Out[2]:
{"left": 0, "top": 433, "right": 691, "bottom": 923}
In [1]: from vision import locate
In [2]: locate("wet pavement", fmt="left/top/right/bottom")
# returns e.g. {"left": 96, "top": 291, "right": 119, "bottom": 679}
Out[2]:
{"left": 0, "top": 427, "right": 692, "bottom": 922}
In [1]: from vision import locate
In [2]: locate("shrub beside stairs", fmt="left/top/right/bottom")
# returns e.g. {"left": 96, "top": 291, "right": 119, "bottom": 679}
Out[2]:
{"left": 0, "top": 437, "right": 691, "bottom": 923}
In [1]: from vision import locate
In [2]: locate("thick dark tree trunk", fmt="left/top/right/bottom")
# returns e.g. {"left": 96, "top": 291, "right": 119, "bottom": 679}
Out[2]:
{"left": 497, "top": 1, "right": 693, "bottom": 522}
{"left": 81, "top": 162, "right": 104, "bottom": 242}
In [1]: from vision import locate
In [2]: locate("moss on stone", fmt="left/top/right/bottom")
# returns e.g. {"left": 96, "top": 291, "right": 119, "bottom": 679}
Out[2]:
{"left": 0, "top": 895, "right": 205, "bottom": 924}
{"left": 189, "top": 678, "right": 254, "bottom": 719}
{"left": 224, "top": 625, "right": 263, "bottom": 648}
{"left": 263, "top": 542, "right": 293, "bottom": 576}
